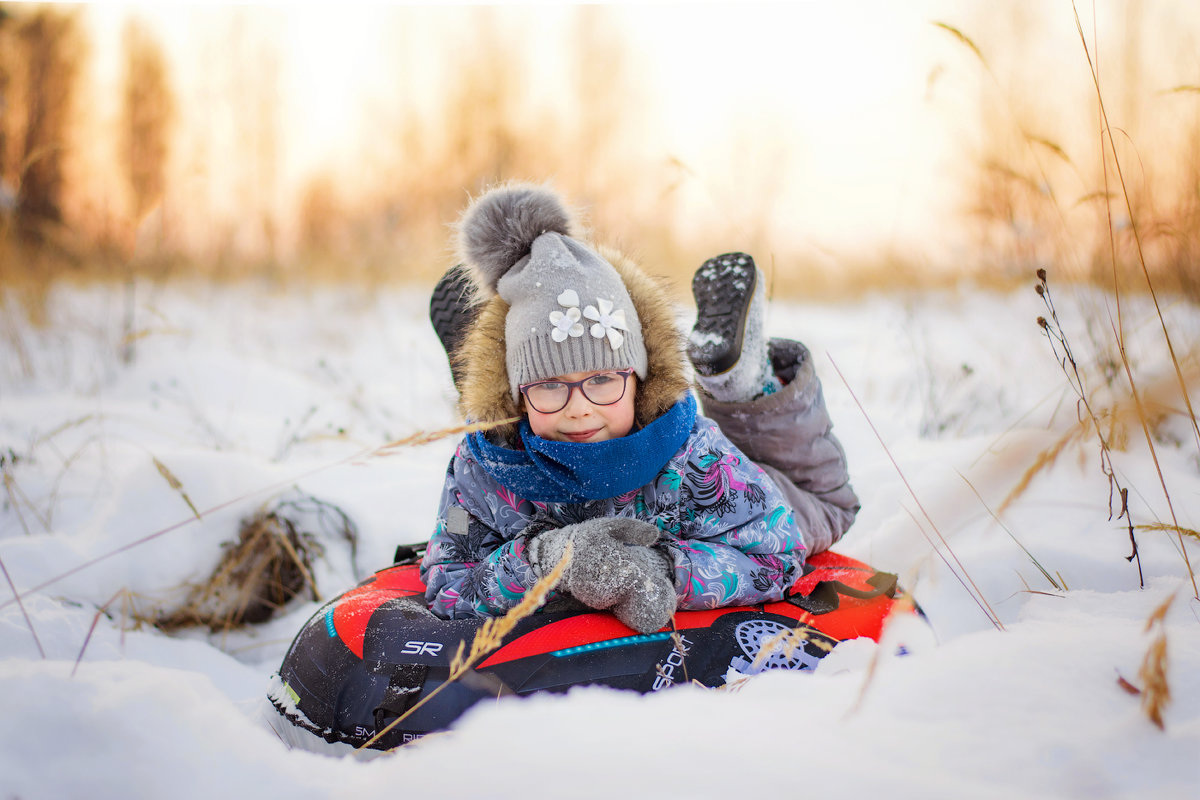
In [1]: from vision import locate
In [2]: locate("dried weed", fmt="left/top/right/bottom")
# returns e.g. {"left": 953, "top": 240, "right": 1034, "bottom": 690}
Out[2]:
{"left": 151, "top": 455, "right": 201, "bottom": 520}
{"left": 1137, "top": 595, "right": 1173, "bottom": 729}
{"left": 1, "top": 549, "right": 45, "bottom": 659}
{"left": 748, "top": 614, "right": 833, "bottom": 674}
{"left": 155, "top": 494, "right": 356, "bottom": 632}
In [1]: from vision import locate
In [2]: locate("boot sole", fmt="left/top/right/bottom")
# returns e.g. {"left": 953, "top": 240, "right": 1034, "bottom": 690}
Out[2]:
{"left": 429, "top": 263, "right": 478, "bottom": 358}
{"left": 687, "top": 252, "right": 757, "bottom": 376}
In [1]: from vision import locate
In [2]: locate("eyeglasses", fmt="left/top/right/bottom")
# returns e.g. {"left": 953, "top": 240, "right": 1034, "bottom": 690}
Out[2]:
{"left": 519, "top": 369, "right": 635, "bottom": 414}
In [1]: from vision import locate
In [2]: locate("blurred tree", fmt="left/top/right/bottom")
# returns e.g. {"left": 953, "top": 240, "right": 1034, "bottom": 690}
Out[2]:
{"left": 120, "top": 18, "right": 174, "bottom": 229}
{"left": 13, "top": 7, "right": 82, "bottom": 244}
{"left": 223, "top": 9, "right": 281, "bottom": 268}
{"left": 0, "top": 7, "right": 15, "bottom": 222}
{"left": 298, "top": 173, "right": 345, "bottom": 256}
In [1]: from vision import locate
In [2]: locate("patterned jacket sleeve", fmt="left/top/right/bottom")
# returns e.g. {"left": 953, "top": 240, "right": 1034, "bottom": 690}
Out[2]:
{"left": 420, "top": 442, "right": 541, "bottom": 619}
{"left": 659, "top": 420, "right": 808, "bottom": 610}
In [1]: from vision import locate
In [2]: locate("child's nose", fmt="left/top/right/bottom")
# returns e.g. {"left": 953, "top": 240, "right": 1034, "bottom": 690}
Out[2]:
{"left": 563, "top": 386, "right": 595, "bottom": 415}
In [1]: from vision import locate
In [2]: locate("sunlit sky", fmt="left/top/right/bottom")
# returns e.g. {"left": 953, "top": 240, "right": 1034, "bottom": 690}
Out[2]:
{"left": 75, "top": 1, "right": 1198, "bottom": 269}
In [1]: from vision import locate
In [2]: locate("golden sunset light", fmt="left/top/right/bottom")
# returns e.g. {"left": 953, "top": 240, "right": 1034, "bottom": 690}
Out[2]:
{"left": 4, "top": 1, "right": 1200, "bottom": 294}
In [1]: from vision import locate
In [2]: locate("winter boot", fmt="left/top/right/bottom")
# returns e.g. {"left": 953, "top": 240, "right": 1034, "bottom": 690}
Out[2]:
{"left": 688, "top": 252, "right": 780, "bottom": 402}
{"left": 429, "top": 263, "right": 480, "bottom": 391}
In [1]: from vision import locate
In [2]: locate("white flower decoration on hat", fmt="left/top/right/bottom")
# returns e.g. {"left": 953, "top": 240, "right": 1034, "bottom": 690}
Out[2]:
{"left": 549, "top": 289, "right": 585, "bottom": 342}
{"left": 584, "top": 297, "right": 629, "bottom": 350}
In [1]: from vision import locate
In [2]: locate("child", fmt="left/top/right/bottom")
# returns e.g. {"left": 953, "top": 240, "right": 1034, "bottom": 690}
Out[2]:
{"left": 421, "top": 184, "right": 858, "bottom": 634}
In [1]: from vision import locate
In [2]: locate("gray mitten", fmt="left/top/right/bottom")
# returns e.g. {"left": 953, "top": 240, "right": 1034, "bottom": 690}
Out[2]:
{"left": 527, "top": 518, "right": 676, "bottom": 633}
{"left": 609, "top": 545, "right": 676, "bottom": 634}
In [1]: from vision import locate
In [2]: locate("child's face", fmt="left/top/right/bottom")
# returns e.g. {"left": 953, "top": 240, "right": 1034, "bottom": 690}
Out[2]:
{"left": 522, "top": 369, "right": 638, "bottom": 443}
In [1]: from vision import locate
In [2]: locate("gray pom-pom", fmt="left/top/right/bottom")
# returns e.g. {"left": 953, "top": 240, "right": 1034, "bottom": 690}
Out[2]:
{"left": 458, "top": 184, "right": 572, "bottom": 292}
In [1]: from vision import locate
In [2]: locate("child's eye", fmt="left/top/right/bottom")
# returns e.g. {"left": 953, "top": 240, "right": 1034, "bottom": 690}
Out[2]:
{"left": 539, "top": 382, "right": 565, "bottom": 392}
{"left": 586, "top": 375, "right": 614, "bottom": 387}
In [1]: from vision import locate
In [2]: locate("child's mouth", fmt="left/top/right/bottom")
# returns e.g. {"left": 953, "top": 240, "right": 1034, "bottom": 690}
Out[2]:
{"left": 562, "top": 428, "right": 601, "bottom": 442}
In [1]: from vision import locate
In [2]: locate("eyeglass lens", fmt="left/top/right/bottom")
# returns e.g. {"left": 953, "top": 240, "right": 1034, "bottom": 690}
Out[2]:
{"left": 523, "top": 371, "right": 630, "bottom": 413}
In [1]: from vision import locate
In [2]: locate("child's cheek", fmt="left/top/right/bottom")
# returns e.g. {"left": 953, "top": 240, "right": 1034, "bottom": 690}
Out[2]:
{"left": 526, "top": 408, "right": 557, "bottom": 439}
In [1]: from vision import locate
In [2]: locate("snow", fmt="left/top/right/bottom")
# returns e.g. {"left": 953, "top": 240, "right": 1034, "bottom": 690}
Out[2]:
{"left": 3, "top": 279, "right": 1199, "bottom": 799}
{"left": 688, "top": 329, "right": 725, "bottom": 347}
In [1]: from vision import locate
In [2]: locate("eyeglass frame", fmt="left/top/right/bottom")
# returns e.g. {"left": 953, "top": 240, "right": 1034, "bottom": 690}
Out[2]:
{"left": 518, "top": 369, "right": 636, "bottom": 414}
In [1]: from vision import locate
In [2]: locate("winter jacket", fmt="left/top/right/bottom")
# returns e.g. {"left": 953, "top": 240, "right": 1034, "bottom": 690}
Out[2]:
{"left": 423, "top": 407, "right": 808, "bottom": 618}
{"left": 421, "top": 336, "right": 859, "bottom": 620}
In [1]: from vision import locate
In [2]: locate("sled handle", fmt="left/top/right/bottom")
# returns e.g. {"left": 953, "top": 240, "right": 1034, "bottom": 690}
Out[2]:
{"left": 786, "top": 571, "right": 897, "bottom": 615}
{"left": 831, "top": 571, "right": 897, "bottom": 600}
{"left": 392, "top": 542, "right": 428, "bottom": 565}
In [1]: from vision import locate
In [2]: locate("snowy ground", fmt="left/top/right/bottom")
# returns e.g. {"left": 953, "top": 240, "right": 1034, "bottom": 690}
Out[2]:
{"left": 2, "top": 277, "right": 1199, "bottom": 799}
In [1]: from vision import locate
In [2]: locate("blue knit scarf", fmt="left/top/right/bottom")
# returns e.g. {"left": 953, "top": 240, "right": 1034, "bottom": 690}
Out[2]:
{"left": 465, "top": 393, "right": 697, "bottom": 504}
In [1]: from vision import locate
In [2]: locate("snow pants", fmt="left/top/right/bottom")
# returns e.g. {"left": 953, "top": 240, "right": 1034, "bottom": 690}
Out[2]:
{"left": 697, "top": 338, "right": 859, "bottom": 555}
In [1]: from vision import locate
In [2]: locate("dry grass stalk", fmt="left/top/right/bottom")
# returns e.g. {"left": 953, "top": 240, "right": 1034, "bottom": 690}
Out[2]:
{"left": 747, "top": 621, "right": 834, "bottom": 675}
{"left": 720, "top": 675, "right": 752, "bottom": 694}
{"left": 120, "top": 18, "right": 173, "bottom": 225}
{"left": 9, "top": 8, "right": 82, "bottom": 242}
{"left": 1004, "top": 336, "right": 1196, "bottom": 514}
{"left": 999, "top": 384, "right": 1177, "bottom": 516}
{"left": 664, "top": 631, "right": 690, "bottom": 685}
{"left": 368, "top": 417, "right": 522, "bottom": 458}
{"left": 1069, "top": 3, "right": 1198, "bottom": 597}
{"left": 998, "top": 425, "right": 1080, "bottom": 516}
{"left": 1070, "top": 2, "right": 1200, "bottom": 456}
{"left": 1109, "top": 328, "right": 1195, "bottom": 595}
{"left": 745, "top": 606, "right": 826, "bottom": 674}
{"left": 935, "top": 18, "right": 1089, "bottom": 283}
{"left": 33, "top": 414, "right": 96, "bottom": 446}
{"left": 1, "top": 449, "right": 51, "bottom": 535}
{"left": 932, "top": 22, "right": 986, "bottom": 69}
{"left": 1035, "top": 270, "right": 1144, "bottom": 584}
{"left": 361, "top": 542, "right": 574, "bottom": 753}
{"left": 829, "top": 355, "right": 1004, "bottom": 631}
{"left": 0, "top": 549, "right": 45, "bottom": 659}
{"left": 151, "top": 455, "right": 201, "bottom": 520}
{"left": 0, "top": 469, "right": 33, "bottom": 535}
{"left": 0, "top": 296, "right": 35, "bottom": 379}
{"left": 1137, "top": 523, "right": 1200, "bottom": 543}
{"left": 1137, "top": 594, "right": 1173, "bottom": 729}
{"left": 447, "top": 545, "right": 571, "bottom": 677}
{"left": 962, "top": 473, "right": 1062, "bottom": 590}
{"left": 1116, "top": 673, "right": 1140, "bottom": 696}
{"left": 72, "top": 587, "right": 138, "bottom": 677}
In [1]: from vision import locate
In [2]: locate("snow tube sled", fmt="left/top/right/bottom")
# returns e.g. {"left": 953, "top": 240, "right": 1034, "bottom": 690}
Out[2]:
{"left": 269, "top": 547, "right": 913, "bottom": 751}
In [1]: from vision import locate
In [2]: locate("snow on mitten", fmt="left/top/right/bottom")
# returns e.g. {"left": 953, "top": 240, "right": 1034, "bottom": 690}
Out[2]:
{"left": 609, "top": 545, "right": 676, "bottom": 634}
{"left": 583, "top": 517, "right": 661, "bottom": 547}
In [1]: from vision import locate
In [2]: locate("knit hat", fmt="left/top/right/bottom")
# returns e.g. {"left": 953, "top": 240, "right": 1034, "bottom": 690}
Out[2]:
{"left": 458, "top": 184, "right": 648, "bottom": 401}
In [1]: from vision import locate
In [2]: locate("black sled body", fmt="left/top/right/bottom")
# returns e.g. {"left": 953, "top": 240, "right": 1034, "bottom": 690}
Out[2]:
{"left": 268, "top": 549, "right": 915, "bottom": 751}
